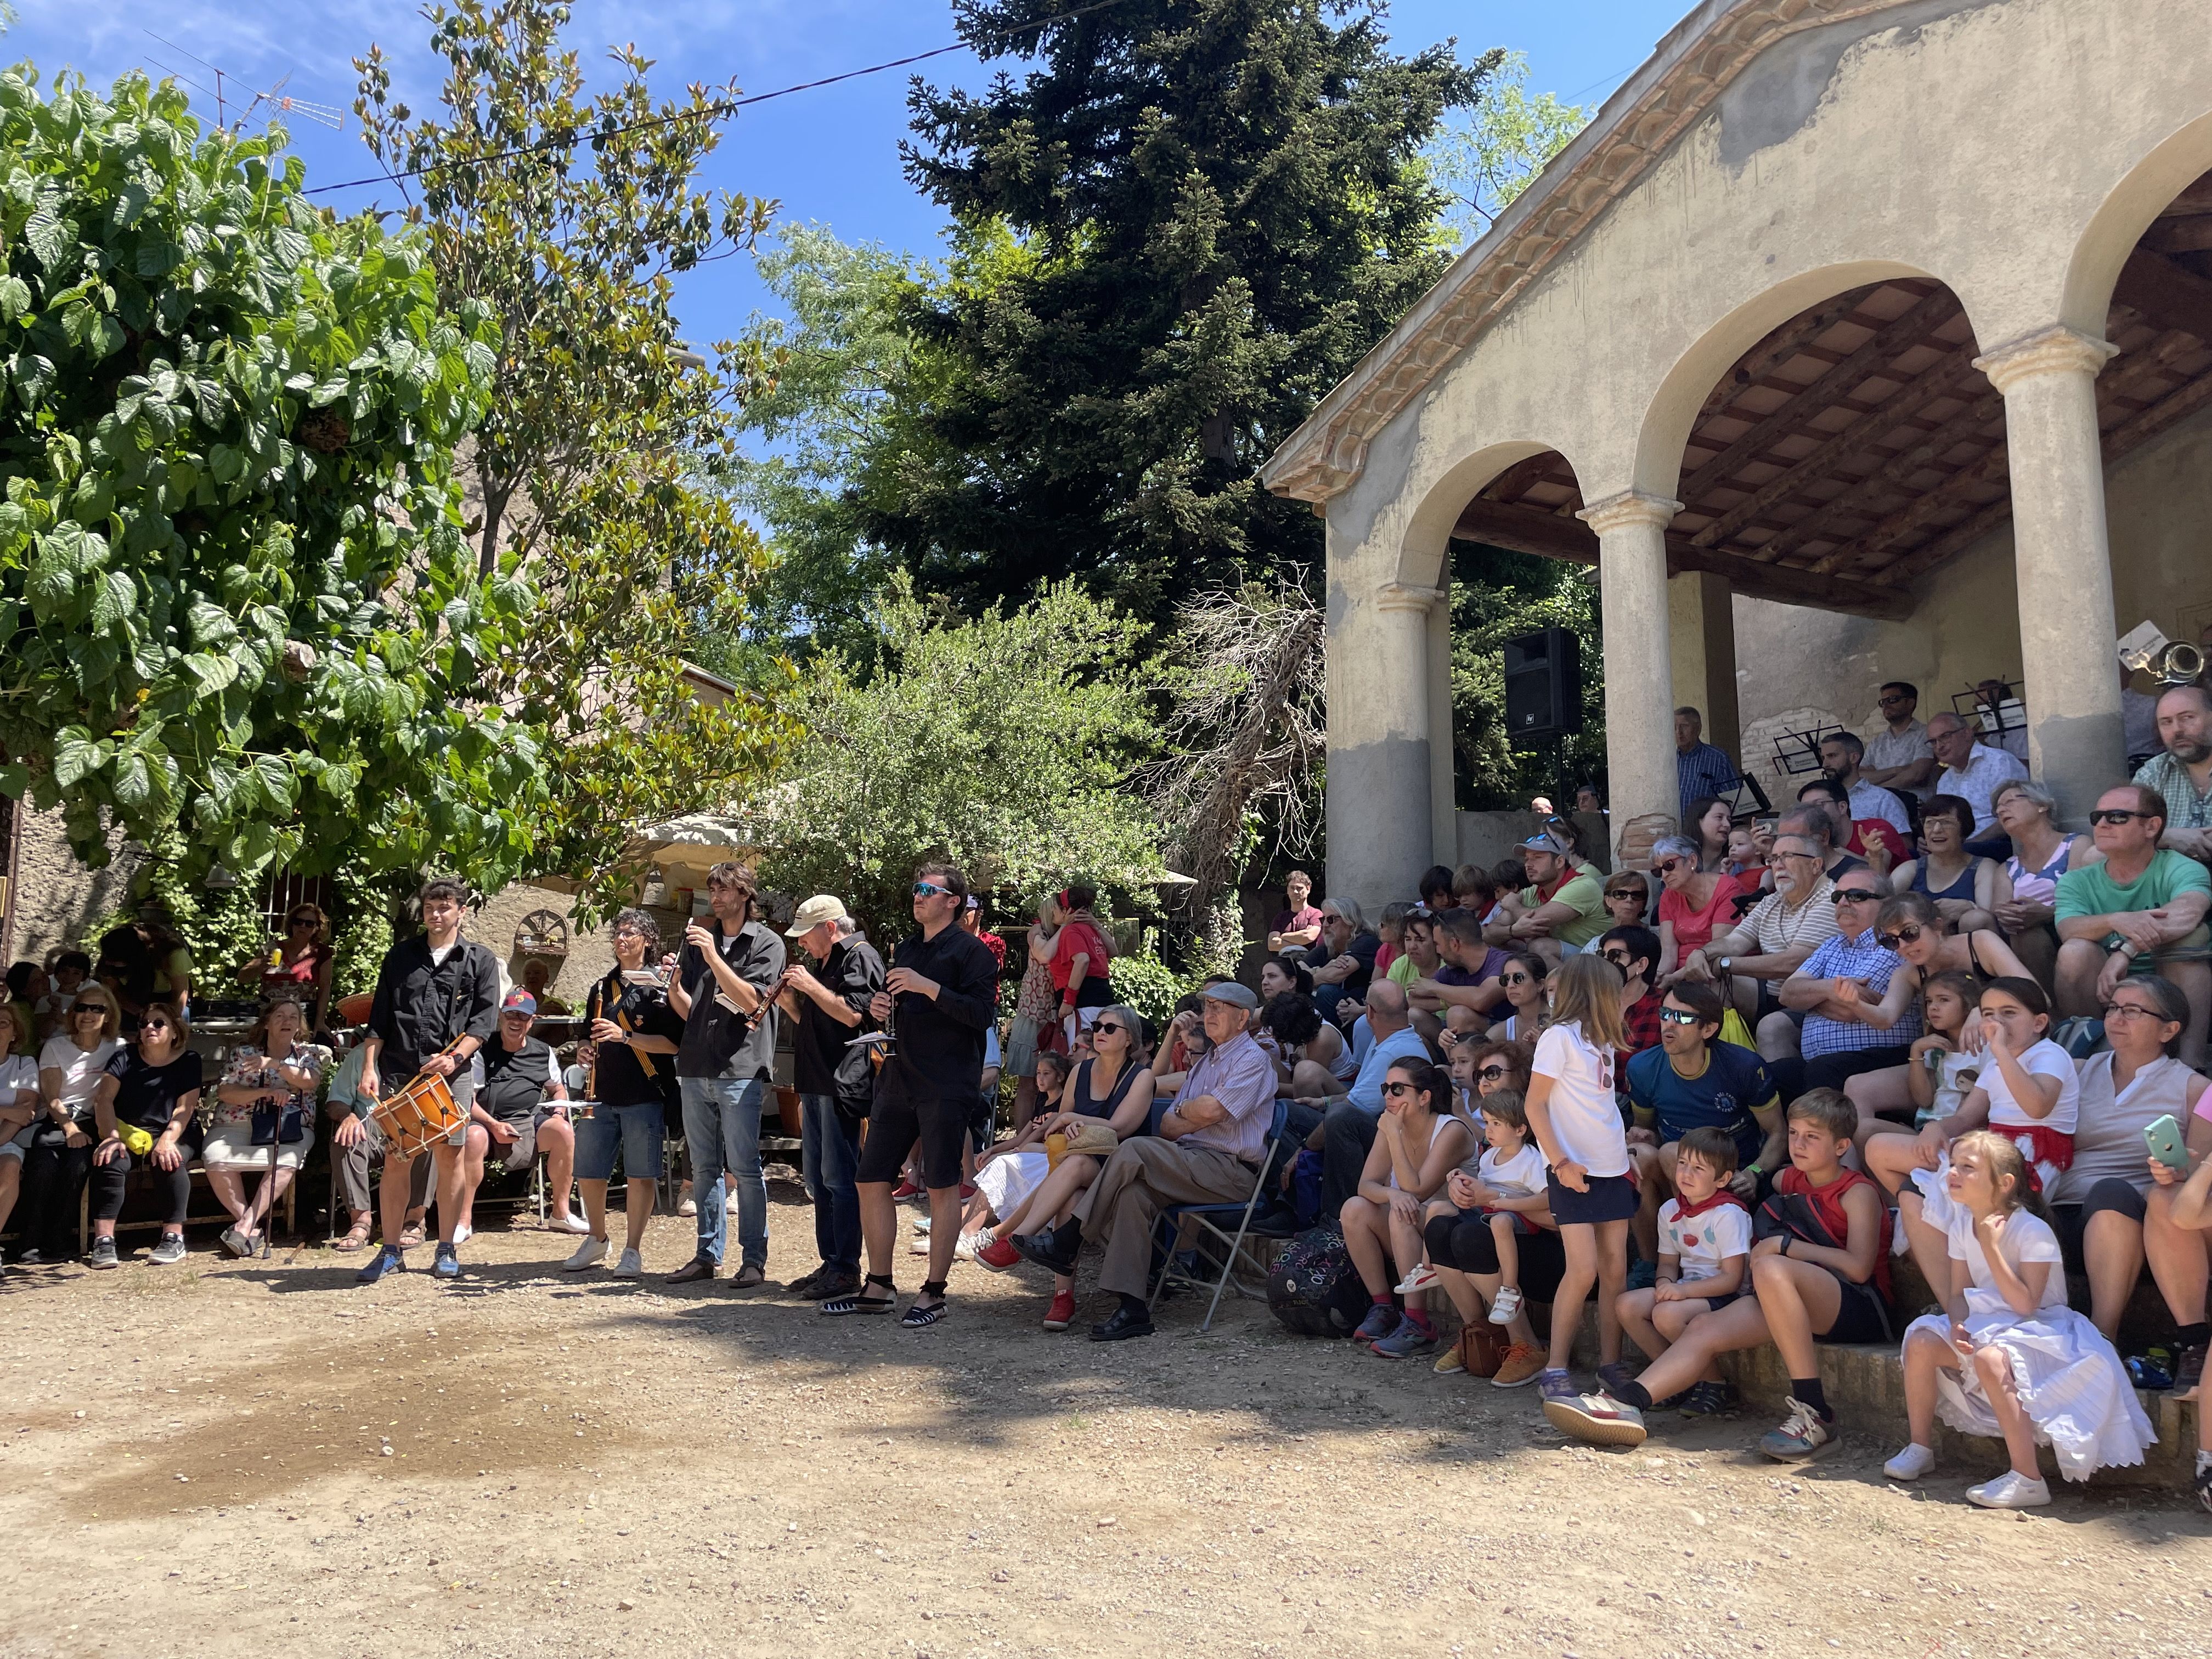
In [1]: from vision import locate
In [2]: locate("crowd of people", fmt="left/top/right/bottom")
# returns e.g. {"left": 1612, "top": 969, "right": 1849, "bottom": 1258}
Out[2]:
{"left": 6, "top": 672, "right": 2212, "bottom": 1512}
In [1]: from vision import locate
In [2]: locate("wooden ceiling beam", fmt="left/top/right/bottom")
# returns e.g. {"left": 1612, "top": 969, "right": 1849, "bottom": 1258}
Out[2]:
{"left": 1692, "top": 286, "right": 1887, "bottom": 422}
{"left": 1678, "top": 289, "right": 1962, "bottom": 504}
{"left": 1446, "top": 496, "right": 1913, "bottom": 620}
{"left": 2144, "top": 217, "right": 2212, "bottom": 257}
{"left": 1476, "top": 450, "right": 1566, "bottom": 504}
{"left": 2111, "top": 249, "right": 2212, "bottom": 342}
{"left": 1764, "top": 388, "right": 2004, "bottom": 568}
{"left": 2157, "top": 173, "right": 2212, "bottom": 216}
{"left": 1688, "top": 348, "right": 1984, "bottom": 550}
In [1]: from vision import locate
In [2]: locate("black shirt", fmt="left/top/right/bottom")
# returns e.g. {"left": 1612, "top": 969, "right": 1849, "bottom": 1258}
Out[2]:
{"left": 585, "top": 970, "right": 685, "bottom": 1109}
{"left": 675, "top": 919, "right": 785, "bottom": 1082}
{"left": 789, "top": 937, "right": 884, "bottom": 1100}
{"left": 478, "top": 1036, "right": 556, "bottom": 1125}
{"left": 366, "top": 935, "right": 500, "bottom": 1083}
{"left": 103, "top": 1045, "right": 202, "bottom": 1135}
{"left": 878, "top": 924, "right": 1000, "bottom": 1104}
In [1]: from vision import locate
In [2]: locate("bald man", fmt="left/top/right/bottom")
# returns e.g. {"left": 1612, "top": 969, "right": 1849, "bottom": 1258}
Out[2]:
{"left": 1285, "top": 979, "right": 1435, "bottom": 1220}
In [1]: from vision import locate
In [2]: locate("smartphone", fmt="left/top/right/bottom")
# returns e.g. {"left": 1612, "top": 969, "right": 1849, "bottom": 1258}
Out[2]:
{"left": 2146, "top": 1114, "right": 2190, "bottom": 1175}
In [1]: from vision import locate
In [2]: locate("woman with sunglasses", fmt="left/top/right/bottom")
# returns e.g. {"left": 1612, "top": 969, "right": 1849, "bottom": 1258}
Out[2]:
{"left": 1644, "top": 833, "right": 1749, "bottom": 983}
{"left": 1342, "top": 1059, "right": 1475, "bottom": 1358}
{"left": 1485, "top": 951, "right": 1549, "bottom": 1043}
{"left": 1684, "top": 797, "right": 1735, "bottom": 875}
{"left": 973, "top": 1005, "right": 1155, "bottom": 1332}
{"left": 1888, "top": 794, "right": 1999, "bottom": 935}
{"left": 20, "top": 990, "right": 120, "bottom": 1262}
{"left": 86, "top": 1003, "right": 203, "bottom": 1268}
{"left": 204, "top": 996, "right": 329, "bottom": 1256}
{"left": 238, "top": 902, "right": 334, "bottom": 1036}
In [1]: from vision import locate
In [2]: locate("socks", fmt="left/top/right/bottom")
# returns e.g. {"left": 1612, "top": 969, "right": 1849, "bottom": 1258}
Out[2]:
{"left": 1403, "top": 1308, "right": 1434, "bottom": 1335}
{"left": 2176, "top": 1321, "right": 2210, "bottom": 1352}
{"left": 1054, "top": 1219, "right": 1084, "bottom": 1252}
{"left": 1791, "top": 1377, "right": 1832, "bottom": 1421}
{"left": 1616, "top": 1380, "right": 1654, "bottom": 1410}
{"left": 1372, "top": 1292, "right": 1394, "bottom": 1308}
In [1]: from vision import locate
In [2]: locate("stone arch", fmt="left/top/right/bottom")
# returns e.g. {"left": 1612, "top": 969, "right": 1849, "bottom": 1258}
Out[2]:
{"left": 1394, "top": 438, "right": 1587, "bottom": 590}
{"left": 2063, "top": 109, "right": 2212, "bottom": 332}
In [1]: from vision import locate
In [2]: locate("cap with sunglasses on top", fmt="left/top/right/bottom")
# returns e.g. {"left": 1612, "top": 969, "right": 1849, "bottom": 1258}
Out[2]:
{"left": 1515, "top": 827, "right": 1573, "bottom": 858}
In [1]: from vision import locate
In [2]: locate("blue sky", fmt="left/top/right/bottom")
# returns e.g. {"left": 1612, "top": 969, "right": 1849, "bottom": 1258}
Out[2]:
{"left": 11, "top": 0, "right": 1688, "bottom": 342}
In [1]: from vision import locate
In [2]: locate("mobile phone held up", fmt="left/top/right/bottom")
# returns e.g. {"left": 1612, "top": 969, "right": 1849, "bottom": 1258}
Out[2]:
{"left": 2145, "top": 1113, "right": 2189, "bottom": 1176}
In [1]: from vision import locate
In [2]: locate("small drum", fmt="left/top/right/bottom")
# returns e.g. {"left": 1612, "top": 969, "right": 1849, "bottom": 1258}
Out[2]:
{"left": 372, "top": 1069, "right": 465, "bottom": 1160}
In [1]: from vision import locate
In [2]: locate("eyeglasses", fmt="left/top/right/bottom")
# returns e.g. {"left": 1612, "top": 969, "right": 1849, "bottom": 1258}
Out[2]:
{"left": 1652, "top": 859, "right": 1688, "bottom": 876}
{"left": 1605, "top": 889, "right": 1644, "bottom": 904}
{"left": 1380, "top": 1081, "right": 1420, "bottom": 1098}
{"left": 1092, "top": 1020, "right": 1127, "bottom": 1038}
{"left": 2089, "top": 809, "right": 2151, "bottom": 826}
{"left": 2102, "top": 1001, "right": 2164, "bottom": 1023}
{"left": 1877, "top": 693, "right": 1910, "bottom": 706}
{"left": 138, "top": 1020, "right": 170, "bottom": 1034}
{"left": 1831, "top": 889, "right": 1882, "bottom": 905}
{"left": 1660, "top": 1008, "right": 1707, "bottom": 1028}
{"left": 501, "top": 1010, "right": 533, "bottom": 1021}
{"left": 1775, "top": 850, "right": 1821, "bottom": 863}
{"left": 1475, "top": 1064, "right": 1509, "bottom": 1082}
{"left": 913, "top": 882, "right": 952, "bottom": 898}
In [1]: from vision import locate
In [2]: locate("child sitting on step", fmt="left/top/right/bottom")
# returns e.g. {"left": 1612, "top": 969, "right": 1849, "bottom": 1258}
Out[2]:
{"left": 1614, "top": 1125, "right": 1751, "bottom": 1417}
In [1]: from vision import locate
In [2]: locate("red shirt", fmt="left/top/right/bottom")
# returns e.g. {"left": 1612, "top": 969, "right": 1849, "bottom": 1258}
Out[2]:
{"left": 1620, "top": 986, "right": 1664, "bottom": 1071}
{"left": 1847, "top": 819, "right": 1911, "bottom": 866}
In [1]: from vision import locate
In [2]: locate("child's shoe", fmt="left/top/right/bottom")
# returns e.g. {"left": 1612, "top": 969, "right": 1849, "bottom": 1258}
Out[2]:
{"left": 1351, "top": 1302, "right": 1400, "bottom": 1345}
{"left": 1965, "top": 1471, "right": 2049, "bottom": 1509}
{"left": 1393, "top": 1264, "right": 1439, "bottom": 1295}
{"left": 1595, "top": 1359, "right": 1639, "bottom": 1397}
{"left": 1677, "top": 1380, "right": 1737, "bottom": 1417}
{"left": 1487, "top": 1284, "right": 1522, "bottom": 1324}
{"left": 1544, "top": 1388, "right": 1647, "bottom": 1448}
{"left": 1370, "top": 1319, "right": 1436, "bottom": 1359}
{"left": 1434, "top": 1344, "right": 1465, "bottom": 1375}
{"left": 1758, "top": 1398, "right": 1837, "bottom": 1461}
{"left": 1883, "top": 1442, "right": 1937, "bottom": 1482}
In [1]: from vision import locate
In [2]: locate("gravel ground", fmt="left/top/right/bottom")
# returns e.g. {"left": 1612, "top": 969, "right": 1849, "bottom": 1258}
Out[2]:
{"left": 3, "top": 1171, "right": 2209, "bottom": 1658}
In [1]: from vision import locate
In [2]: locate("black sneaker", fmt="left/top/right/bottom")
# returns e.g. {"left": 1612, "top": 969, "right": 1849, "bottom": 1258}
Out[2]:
{"left": 2175, "top": 1341, "right": 2207, "bottom": 1400}
{"left": 89, "top": 1237, "right": 119, "bottom": 1270}
{"left": 1008, "top": 1229, "right": 1078, "bottom": 1276}
{"left": 1678, "top": 1380, "right": 1739, "bottom": 1417}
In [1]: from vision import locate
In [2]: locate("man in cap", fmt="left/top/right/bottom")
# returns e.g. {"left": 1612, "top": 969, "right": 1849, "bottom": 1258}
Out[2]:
{"left": 1488, "top": 827, "right": 1610, "bottom": 960}
{"left": 1011, "top": 978, "right": 1277, "bottom": 1341}
{"left": 453, "top": 987, "right": 577, "bottom": 1244}
{"left": 775, "top": 895, "right": 885, "bottom": 1301}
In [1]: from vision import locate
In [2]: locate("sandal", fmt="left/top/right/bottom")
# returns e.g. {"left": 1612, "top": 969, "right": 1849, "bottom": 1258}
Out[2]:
{"left": 900, "top": 1281, "right": 950, "bottom": 1329}
{"left": 398, "top": 1220, "right": 427, "bottom": 1250}
{"left": 333, "top": 1217, "right": 374, "bottom": 1254}
{"left": 822, "top": 1272, "right": 899, "bottom": 1317}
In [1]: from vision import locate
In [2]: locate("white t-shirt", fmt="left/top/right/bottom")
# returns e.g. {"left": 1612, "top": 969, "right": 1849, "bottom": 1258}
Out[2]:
{"left": 0, "top": 1054, "right": 38, "bottom": 1115}
{"left": 1658, "top": 1197, "right": 1753, "bottom": 1283}
{"left": 1945, "top": 1204, "right": 2066, "bottom": 1312}
{"left": 39, "top": 1035, "right": 120, "bottom": 1119}
{"left": 1981, "top": 1038, "right": 2079, "bottom": 1134}
{"left": 1532, "top": 1020, "right": 1627, "bottom": 1178}
{"left": 1478, "top": 1141, "right": 1547, "bottom": 1201}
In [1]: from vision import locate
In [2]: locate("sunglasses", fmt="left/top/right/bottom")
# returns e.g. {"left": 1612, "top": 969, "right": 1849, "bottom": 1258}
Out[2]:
{"left": 287, "top": 915, "right": 318, "bottom": 927}
{"left": 1600, "top": 949, "right": 1634, "bottom": 966}
{"left": 2089, "top": 809, "right": 2151, "bottom": 826}
{"left": 1652, "top": 859, "right": 1688, "bottom": 876}
{"left": 501, "top": 1009, "right": 534, "bottom": 1020}
{"left": 1874, "top": 924, "right": 1926, "bottom": 950}
{"left": 75, "top": 1005, "right": 110, "bottom": 1017}
{"left": 1500, "top": 972, "right": 1533, "bottom": 986}
{"left": 1877, "top": 693, "right": 1910, "bottom": 705}
{"left": 913, "top": 882, "right": 953, "bottom": 898}
{"left": 139, "top": 1020, "right": 171, "bottom": 1033}
{"left": 1657, "top": 1007, "right": 1703, "bottom": 1026}
{"left": 1605, "top": 889, "right": 1644, "bottom": 903}
{"left": 1380, "top": 1080, "right": 1421, "bottom": 1098}
{"left": 1831, "top": 889, "right": 1882, "bottom": 905}
{"left": 1475, "top": 1064, "right": 1509, "bottom": 1082}
{"left": 1092, "top": 1020, "right": 1128, "bottom": 1038}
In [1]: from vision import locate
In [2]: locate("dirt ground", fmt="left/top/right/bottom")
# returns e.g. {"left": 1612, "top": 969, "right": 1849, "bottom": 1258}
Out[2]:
{"left": 4, "top": 1168, "right": 2209, "bottom": 1659}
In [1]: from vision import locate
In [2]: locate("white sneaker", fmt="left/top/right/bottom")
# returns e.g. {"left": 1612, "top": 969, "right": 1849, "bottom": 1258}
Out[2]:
{"left": 1883, "top": 1442, "right": 1937, "bottom": 1482}
{"left": 551, "top": 1211, "right": 591, "bottom": 1235}
{"left": 909, "top": 1234, "right": 932, "bottom": 1254}
{"left": 452, "top": 1223, "right": 472, "bottom": 1246}
{"left": 1487, "top": 1284, "right": 1523, "bottom": 1325}
{"left": 614, "top": 1248, "right": 643, "bottom": 1278}
{"left": 955, "top": 1231, "right": 984, "bottom": 1262}
{"left": 1394, "top": 1264, "right": 1440, "bottom": 1295}
{"left": 677, "top": 1198, "right": 697, "bottom": 1218}
{"left": 1966, "top": 1470, "right": 2050, "bottom": 1509}
{"left": 563, "top": 1237, "right": 609, "bottom": 1272}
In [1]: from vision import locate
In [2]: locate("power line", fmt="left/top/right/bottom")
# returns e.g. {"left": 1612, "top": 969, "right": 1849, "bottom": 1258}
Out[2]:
{"left": 302, "top": 0, "right": 1138, "bottom": 198}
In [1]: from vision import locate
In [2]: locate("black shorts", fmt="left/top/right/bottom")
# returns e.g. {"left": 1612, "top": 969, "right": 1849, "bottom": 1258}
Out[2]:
{"left": 1425, "top": 1206, "right": 1567, "bottom": 1301}
{"left": 856, "top": 1086, "right": 968, "bottom": 1192}
{"left": 1545, "top": 1170, "right": 1639, "bottom": 1226}
{"left": 1814, "top": 1268, "right": 1893, "bottom": 1345}
{"left": 2051, "top": 1178, "right": 2149, "bottom": 1270}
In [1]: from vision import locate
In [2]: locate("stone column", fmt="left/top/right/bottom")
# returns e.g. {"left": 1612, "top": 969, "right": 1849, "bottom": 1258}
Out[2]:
{"left": 1973, "top": 325, "right": 2124, "bottom": 821}
{"left": 1325, "top": 569, "right": 1441, "bottom": 912}
{"left": 1425, "top": 586, "right": 1458, "bottom": 870}
{"left": 1668, "top": 569, "right": 1740, "bottom": 762}
{"left": 1579, "top": 490, "right": 1682, "bottom": 838}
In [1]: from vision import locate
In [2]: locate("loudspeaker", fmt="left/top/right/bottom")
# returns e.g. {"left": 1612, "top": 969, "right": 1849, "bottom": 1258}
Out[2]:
{"left": 1503, "top": 627, "right": 1582, "bottom": 739}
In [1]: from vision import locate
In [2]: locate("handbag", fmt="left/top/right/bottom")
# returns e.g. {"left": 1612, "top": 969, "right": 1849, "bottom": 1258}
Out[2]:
{"left": 250, "top": 1099, "right": 308, "bottom": 1146}
{"left": 1059, "top": 1119, "right": 1120, "bottom": 1158}
{"left": 1455, "top": 1319, "right": 1504, "bottom": 1379}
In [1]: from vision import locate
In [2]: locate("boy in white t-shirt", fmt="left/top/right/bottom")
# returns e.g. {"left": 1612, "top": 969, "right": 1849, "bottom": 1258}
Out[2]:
{"left": 1616, "top": 1126, "right": 1752, "bottom": 1415}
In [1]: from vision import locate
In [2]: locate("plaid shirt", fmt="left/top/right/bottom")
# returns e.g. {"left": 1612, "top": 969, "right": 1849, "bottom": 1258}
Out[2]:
{"left": 1796, "top": 928, "right": 1920, "bottom": 1059}
{"left": 2134, "top": 752, "right": 2212, "bottom": 832}
{"left": 1677, "top": 742, "right": 1740, "bottom": 819}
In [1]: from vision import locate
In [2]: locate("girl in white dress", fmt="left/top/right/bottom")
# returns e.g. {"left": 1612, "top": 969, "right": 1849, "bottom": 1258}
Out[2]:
{"left": 1884, "top": 1130, "right": 2154, "bottom": 1507}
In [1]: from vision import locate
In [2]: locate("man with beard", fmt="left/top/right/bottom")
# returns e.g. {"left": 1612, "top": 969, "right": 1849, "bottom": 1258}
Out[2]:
{"left": 2135, "top": 684, "right": 2212, "bottom": 861}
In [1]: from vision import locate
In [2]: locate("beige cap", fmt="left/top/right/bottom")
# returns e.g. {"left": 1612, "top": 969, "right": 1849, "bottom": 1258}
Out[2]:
{"left": 786, "top": 894, "right": 851, "bottom": 937}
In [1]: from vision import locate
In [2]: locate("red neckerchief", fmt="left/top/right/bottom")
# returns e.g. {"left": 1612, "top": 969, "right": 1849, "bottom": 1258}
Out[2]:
{"left": 1534, "top": 869, "right": 1576, "bottom": 906}
{"left": 1673, "top": 1189, "right": 1747, "bottom": 1221}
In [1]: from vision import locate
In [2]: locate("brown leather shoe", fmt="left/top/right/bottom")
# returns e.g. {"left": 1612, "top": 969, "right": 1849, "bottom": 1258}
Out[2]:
{"left": 730, "top": 1262, "right": 767, "bottom": 1289}
{"left": 665, "top": 1256, "right": 717, "bottom": 1284}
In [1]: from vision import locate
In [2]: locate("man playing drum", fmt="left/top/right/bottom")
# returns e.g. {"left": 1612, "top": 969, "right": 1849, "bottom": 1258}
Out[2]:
{"left": 345, "top": 877, "right": 501, "bottom": 1284}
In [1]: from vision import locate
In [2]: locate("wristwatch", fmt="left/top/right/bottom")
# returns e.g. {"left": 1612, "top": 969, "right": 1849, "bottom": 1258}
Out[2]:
{"left": 1717, "top": 956, "right": 1732, "bottom": 976}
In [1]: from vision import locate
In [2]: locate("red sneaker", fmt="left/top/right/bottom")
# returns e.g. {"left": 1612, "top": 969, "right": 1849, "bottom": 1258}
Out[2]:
{"left": 890, "top": 1180, "right": 923, "bottom": 1201}
{"left": 975, "top": 1235, "right": 1022, "bottom": 1272}
{"left": 1043, "top": 1290, "right": 1077, "bottom": 1331}
{"left": 960, "top": 1182, "right": 978, "bottom": 1200}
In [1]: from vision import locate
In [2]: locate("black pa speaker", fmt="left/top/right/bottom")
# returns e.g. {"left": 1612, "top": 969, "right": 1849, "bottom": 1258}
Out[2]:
{"left": 1503, "top": 627, "right": 1582, "bottom": 740}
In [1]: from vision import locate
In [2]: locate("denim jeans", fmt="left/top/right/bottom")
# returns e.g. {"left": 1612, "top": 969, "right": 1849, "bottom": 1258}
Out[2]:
{"left": 679, "top": 1077, "right": 767, "bottom": 1269}
{"left": 798, "top": 1092, "right": 863, "bottom": 1276}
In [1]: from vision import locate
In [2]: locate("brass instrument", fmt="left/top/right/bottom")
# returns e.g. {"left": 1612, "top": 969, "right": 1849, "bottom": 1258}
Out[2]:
{"left": 2151, "top": 641, "right": 2205, "bottom": 686}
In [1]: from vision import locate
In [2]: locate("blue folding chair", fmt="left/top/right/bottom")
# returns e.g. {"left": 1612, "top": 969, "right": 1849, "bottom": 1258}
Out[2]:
{"left": 1147, "top": 1100, "right": 1298, "bottom": 1331}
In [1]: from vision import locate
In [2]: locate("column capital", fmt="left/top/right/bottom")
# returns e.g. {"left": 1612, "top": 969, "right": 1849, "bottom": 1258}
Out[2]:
{"left": 1577, "top": 490, "right": 1683, "bottom": 535}
{"left": 1374, "top": 583, "right": 1444, "bottom": 614}
{"left": 1973, "top": 325, "right": 2117, "bottom": 394}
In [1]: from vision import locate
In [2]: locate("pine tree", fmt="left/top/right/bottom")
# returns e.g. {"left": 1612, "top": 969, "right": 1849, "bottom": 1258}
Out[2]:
{"left": 870, "top": 0, "right": 1494, "bottom": 628}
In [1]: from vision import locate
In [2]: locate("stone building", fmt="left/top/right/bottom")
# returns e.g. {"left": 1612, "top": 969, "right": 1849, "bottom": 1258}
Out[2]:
{"left": 1264, "top": 0, "right": 2212, "bottom": 906}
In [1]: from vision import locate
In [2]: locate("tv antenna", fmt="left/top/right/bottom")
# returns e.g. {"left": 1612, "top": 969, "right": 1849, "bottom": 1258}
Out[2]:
{"left": 142, "top": 32, "right": 345, "bottom": 134}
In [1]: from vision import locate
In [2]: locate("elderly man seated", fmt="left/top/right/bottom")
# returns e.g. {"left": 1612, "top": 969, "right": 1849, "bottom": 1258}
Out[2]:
{"left": 1817, "top": 730, "right": 1910, "bottom": 836}
{"left": 1485, "top": 827, "right": 1609, "bottom": 961}
{"left": 1009, "top": 980, "right": 1276, "bottom": 1342}
{"left": 2134, "top": 683, "right": 2212, "bottom": 859}
{"left": 2056, "top": 783, "right": 2211, "bottom": 1066}
{"left": 454, "top": 989, "right": 578, "bottom": 1241}
{"left": 1927, "top": 709, "right": 2027, "bottom": 853}
{"left": 1769, "top": 871, "right": 1918, "bottom": 1091}
{"left": 1675, "top": 831, "right": 1838, "bottom": 1028}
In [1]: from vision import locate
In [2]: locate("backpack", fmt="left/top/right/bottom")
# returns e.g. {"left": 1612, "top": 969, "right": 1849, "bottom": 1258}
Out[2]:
{"left": 1266, "top": 1226, "right": 1370, "bottom": 1338}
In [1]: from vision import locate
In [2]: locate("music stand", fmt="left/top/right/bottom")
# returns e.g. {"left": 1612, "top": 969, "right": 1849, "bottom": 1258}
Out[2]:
{"left": 1718, "top": 774, "right": 1771, "bottom": 821}
{"left": 1769, "top": 725, "right": 1841, "bottom": 781}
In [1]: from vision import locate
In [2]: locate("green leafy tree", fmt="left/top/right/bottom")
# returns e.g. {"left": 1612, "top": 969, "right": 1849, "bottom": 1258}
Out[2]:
{"left": 354, "top": 0, "right": 797, "bottom": 921}
{"left": 862, "top": 0, "right": 1496, "bottom": 629}
{"left": 0, "top": 67, "right": 547, "bottom": 890}
{"left": 753, "top": 574, "right": 1165, "bottom": 935}
{"left": 1448, "top": 541, "right": 1606, "bottom": 810}
{"left": 1425, "top": 50, "right": 1591, "bottom": 246}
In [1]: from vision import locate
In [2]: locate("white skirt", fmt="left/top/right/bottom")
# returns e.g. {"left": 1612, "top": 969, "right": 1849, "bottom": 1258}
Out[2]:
{"left": 972, "top": 1150, "right": 1050, "bottom": 1221}
{"left": 1906, "top": 1296, "right": 2156, "bottom": 1481}
{"left": 201, "top": 1126, "right": 315, "bottom": 1172}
